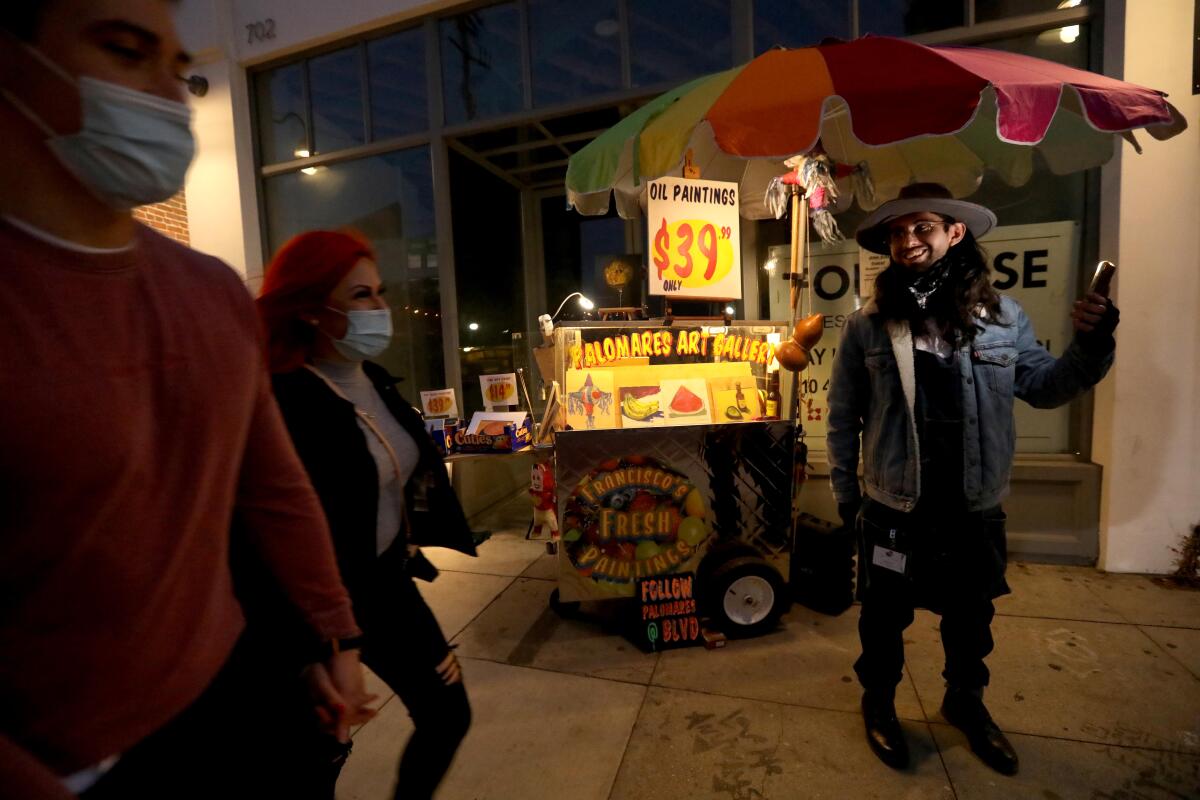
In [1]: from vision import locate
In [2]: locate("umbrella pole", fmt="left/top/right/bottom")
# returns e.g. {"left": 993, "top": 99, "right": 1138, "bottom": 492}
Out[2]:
{"left": 789, "top": 189, "right": 808, "bottom": 423}
{"left": 788, "top": 187, "right": 801, "bottom": 321}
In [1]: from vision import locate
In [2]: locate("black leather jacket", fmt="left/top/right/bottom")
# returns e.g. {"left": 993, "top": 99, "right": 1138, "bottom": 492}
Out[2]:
{"left": 269, "top": 361, "right": 477, "bottom": 598}
{"left": 232, "top": 362, "right": 476, "bottom": 666}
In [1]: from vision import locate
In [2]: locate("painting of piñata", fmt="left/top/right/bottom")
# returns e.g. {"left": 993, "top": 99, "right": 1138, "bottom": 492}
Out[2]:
{"left": 564, "top": 370, "right": 617, "bottom": 430}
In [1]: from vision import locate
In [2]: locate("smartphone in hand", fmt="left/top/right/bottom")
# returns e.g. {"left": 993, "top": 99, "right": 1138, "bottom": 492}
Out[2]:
{"left": 1088, "top": 260, "right": 1117, "bottom": 297}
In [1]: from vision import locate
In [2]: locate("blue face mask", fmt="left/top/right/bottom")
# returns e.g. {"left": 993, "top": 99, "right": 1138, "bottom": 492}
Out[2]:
{"left": 325, "top": 307, "right": 393, "bottom": 361}
{"left": 1, "top": 44, "right": 195, "bottom": 210}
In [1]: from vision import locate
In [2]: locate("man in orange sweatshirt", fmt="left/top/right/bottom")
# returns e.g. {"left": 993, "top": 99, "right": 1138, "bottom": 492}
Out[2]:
{"left": 0, "top": 2, "right": 375, "bottom": 797}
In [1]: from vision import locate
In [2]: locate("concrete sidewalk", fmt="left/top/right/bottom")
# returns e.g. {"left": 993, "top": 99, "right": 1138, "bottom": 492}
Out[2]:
{"left": 337, "top": 495, "right": 1200, "bottom": 800}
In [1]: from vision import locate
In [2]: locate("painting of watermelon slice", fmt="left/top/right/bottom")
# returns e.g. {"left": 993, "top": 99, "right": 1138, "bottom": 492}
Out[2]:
{"left": 670, "top": 386, "right": 703, "bottom": 414}
{"left": 660, "top": 379, "right": 712, "bottom": 425}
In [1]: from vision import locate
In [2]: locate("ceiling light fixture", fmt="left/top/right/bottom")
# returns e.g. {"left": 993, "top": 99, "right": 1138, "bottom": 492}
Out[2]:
{"left": 593, "top": 19, "right": 619, "bottom": 37}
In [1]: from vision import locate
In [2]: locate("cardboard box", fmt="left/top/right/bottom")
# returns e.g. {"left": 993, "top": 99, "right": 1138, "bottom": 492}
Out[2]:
{"left": 424, "top": 418, "right": 457, "bottom": 457}
{"left": 453, "top": 411, "right": 531, "bottom": 453}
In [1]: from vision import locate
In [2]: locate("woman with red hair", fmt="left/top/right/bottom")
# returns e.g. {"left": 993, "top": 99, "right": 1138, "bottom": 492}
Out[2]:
{"left": 254, "top": 230, "right": 476, "bottom": 799}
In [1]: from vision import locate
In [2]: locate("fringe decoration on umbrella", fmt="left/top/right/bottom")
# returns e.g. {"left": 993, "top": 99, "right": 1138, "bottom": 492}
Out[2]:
{"left": 764, "top": 154, "right": 871, "bottom": 245}
{"left": 801, "top": 155, "right": 843, "bottom": 245}
{"left": 850, "top": 160, "right": 875, "bottom": 208}
{"left": 765, "top": 174, "right": 792, "bottom": 221}
{"left": 808, "top": 184, "right": 842, "bottom": 244}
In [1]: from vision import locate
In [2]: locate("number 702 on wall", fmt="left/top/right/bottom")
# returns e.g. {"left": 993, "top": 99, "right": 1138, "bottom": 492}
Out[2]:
{"left": 246, "top": 18, "right": 276, "bottom": 44}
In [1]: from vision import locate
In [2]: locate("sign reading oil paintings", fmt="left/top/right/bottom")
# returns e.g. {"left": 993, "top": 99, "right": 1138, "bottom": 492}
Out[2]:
{"left": 647, "top": 177, "right": 741, "bottom": 300}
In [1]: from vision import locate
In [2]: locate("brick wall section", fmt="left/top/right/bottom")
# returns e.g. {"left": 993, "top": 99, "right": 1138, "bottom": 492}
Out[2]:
{"left": 133, "top": 191, "right": 189, "bottom": 245}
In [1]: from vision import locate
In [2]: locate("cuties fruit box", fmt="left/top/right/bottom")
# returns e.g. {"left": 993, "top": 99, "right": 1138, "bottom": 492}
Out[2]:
{"left": 455, "top": 411, "right": 532, "bottom": 453}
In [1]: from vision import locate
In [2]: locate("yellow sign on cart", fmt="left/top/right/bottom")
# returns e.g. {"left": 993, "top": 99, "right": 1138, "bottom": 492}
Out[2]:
{"left": 647, "top": 176, "right": 741, "bottom": 300}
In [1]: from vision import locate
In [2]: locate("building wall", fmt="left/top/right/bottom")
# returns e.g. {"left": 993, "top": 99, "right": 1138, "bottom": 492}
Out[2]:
{"left": 230, "top": 0, "right": 447, "bottom": 64}
{"left": 177, "top": 0, "right": 459, "bottom": 283}
{"left": 1094, "top": 0, "right": 1200, "bottom": 573}
{"left": 133, "top": 192, "right": 190, "bottom": 245}
{"left": 176, "top": 0, "right": 265, "bottom": 282}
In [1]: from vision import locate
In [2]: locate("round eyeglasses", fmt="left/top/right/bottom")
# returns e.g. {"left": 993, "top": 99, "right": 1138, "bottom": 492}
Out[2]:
{"left": 887, "top": 221, "right": 949, "bottom": 243}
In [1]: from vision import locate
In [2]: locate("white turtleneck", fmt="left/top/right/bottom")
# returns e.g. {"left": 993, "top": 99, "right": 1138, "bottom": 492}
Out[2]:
{"left": 312, "top": 358, "right": 421, "bottom": 555}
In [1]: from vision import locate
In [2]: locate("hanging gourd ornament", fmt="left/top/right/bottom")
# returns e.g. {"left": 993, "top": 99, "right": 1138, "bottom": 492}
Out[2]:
{"left": 776, "top": 313, "right": 825, "bottom": 372}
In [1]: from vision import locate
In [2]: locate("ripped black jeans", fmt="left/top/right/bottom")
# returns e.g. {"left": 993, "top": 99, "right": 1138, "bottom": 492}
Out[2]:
{"left": 358, "top": 570, "right": 471, "bottom": 800}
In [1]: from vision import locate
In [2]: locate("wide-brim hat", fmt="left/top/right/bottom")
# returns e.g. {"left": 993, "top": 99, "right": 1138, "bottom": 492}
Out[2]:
{"left": 855, "top": 183, "right": 997, "bottom": 255}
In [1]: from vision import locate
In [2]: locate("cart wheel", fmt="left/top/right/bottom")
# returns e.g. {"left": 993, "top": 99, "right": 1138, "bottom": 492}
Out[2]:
{"left": 704, "top": 556, "right": 787, "bottom": 638}
{"left": 549, "top": 587, "right": 580, "bottom": 618}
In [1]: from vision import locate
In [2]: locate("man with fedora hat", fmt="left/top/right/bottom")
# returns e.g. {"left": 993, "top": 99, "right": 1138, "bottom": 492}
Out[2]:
{"left": 827, "top": 183, "right": 1118, "bottom": 775}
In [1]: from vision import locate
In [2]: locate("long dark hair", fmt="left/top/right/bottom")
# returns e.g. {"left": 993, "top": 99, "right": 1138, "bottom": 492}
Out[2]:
{"left": 871, "top": 226, "right": 1004, "bottom": 342}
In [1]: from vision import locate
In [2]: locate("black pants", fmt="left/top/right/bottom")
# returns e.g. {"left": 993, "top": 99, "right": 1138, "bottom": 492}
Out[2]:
{"left": 358, "top": 559, "right": 471, "bottom": 800}
{"left": 223, "top": 545, "right": 468, "bottom": 800}
{"left": 855, "top": 566, "right": 997, "bottom": 693}
{"left": 853, "top": 499, "right": 1008, "bottom": 695}
{"left": 80, "top": 634, "right": 338, "bottom": 800}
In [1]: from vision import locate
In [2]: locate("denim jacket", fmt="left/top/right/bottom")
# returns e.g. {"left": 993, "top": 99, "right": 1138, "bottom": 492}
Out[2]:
{"left": 826, "top": 295, "right": 1114, "bottom": 512}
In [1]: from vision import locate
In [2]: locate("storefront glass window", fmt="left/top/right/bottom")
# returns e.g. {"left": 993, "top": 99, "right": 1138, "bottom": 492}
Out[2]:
{"left": 448, "top": 150, "right": 525, "bottom": 415}
{"left": 858, "top": 0, "right": 965, "bottom": 37}
{"left": 368, "top": 28, "right": 428, "bottom": 140}
{"left": 309, "top": 47, "right": 366, "bottom": 154}
{"left": 754, "top": 0, "right": 851, "bottom": 52}
{"left": 976, "top": 0, "right": 1086, "bottom": 23}
{"left": 529, "top": 0, "right": 622, "bottom": 107}
{"left": 262, "top": 148, "right": 444, "bottom": 391}
{"left": 983, "top": 22, "right": 1089, "bottom": 68}
{"left": 441, "top": 4, "right": 525, "bottom": 125}
{"left": 541, "top": 196, "right": 631, "bottom": 315}
{"left": 628, "top": 0, "right": 732, "bottom": 87}
{"left": 255, "top": 63, "right": 307, "bottom": 164}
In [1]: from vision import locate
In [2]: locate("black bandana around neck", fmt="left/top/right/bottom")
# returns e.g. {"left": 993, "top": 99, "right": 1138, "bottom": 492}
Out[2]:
{"left": 904, "top": 248, "right": 969, "bottom": 310}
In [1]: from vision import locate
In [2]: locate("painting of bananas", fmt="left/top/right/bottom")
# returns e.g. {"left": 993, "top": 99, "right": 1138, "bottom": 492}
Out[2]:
{"left": 619, "top": 386, "right": 665, "bottom": 428}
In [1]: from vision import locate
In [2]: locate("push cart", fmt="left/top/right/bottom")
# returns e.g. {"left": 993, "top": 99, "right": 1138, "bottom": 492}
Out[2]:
{"left": 541, "top": 319, "right": 821, "bottom": 638}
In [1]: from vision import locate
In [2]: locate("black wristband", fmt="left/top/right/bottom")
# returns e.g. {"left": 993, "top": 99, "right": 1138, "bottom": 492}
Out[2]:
{"left": 314, "top": 635, "right": 366, "bottom": 662}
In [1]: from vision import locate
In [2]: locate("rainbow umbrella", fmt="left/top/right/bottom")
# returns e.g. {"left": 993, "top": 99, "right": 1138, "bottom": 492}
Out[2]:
{"left": 566, "top": 36, "right": 1186, "bottom": 219}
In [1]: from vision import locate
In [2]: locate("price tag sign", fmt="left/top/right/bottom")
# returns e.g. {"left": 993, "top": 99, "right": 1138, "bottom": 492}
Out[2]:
{"left": 420, "top": 389, "right": 458, "bottom": 418}
{"left": 479, "top": 373, "right": 518, "bottom": 409}
{"left": 647, "top": 177, "right": 741, "bottom": 300}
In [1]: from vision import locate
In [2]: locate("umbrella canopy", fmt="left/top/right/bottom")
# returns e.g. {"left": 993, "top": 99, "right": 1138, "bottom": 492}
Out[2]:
{"left": 566, "top": 36, "right": 1186, "bottom": 218}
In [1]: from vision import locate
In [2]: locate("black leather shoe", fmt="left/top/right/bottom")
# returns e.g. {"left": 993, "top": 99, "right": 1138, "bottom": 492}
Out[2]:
{"left": 941, "top": 689, "right": 1019, "bottom": 775}
{"left": 862, "top": 692, "right": 909, "bottom": 769}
